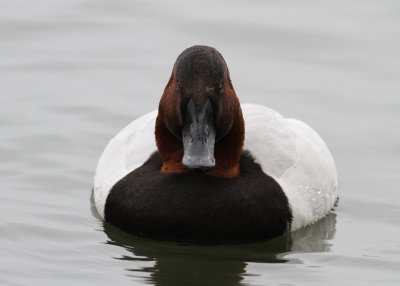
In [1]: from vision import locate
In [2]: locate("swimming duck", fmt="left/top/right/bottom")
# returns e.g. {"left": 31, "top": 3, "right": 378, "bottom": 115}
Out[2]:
{"left": 94, "top": 45, "right": 338, "bottom": 242}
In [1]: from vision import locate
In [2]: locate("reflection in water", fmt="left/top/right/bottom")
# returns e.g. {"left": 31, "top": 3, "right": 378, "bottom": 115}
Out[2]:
{"left": 92, "top": 194, "right": 337, "bottom": 286}
{"left": 290, "top": 211, "right": 337, "bottom": 254}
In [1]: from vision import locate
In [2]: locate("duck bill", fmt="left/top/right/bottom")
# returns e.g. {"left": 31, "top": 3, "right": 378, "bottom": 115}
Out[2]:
{"left": 182, "top": 99, "right": 216, "bottom": 171}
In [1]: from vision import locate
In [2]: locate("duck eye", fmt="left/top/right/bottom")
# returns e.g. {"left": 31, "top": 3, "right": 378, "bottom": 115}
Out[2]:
{"left": 219, "top": 83, "right": 224, "bottom": 93}
{"left": 176, "top": 82, "right": 181, "bottom": 91}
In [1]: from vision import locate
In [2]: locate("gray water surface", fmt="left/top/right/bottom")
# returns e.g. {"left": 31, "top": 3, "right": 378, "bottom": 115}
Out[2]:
{"left": 1, "top": 0, "right": 400, "bottom": 285}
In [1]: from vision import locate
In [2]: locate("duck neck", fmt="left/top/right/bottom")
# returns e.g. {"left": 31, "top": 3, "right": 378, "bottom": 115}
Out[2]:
{"left": 155, "top": 114, "right": 186, "bottom": 173}
{"left": 155, "top": 107, "right": 245, "bottom": 178}
{"left": 207, "top": 108, "right": 244, "bottom": 178}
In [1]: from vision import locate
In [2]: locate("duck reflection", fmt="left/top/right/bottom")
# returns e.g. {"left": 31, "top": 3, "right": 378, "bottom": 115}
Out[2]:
{"left": 290, "top": 211, "right": 337, "bottom": 253}
{"left": 96, "top": 204, "right": 336, "bottom": 286}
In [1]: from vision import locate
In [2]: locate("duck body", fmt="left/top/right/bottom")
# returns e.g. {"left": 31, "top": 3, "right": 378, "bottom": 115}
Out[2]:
{"left": 94, "top": 104, "right": 337, "bottom": 241}
{"left": 93, "top": 46, "right": 338, "bottom": 242}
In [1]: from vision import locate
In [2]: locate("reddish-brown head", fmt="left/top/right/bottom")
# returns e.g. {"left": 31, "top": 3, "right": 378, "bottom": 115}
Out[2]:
{"left": 155, "top": 45, "right": 244, "bottom": 178}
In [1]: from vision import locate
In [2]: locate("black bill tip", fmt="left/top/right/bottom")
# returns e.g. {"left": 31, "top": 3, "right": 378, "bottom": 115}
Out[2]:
{"left": 182, "top": 155, "right": 215, "bottom": 171}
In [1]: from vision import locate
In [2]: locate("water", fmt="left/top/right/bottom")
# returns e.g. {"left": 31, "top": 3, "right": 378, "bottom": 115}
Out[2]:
{"left": 1, "top": 0, "right": 399, "bottom": 285}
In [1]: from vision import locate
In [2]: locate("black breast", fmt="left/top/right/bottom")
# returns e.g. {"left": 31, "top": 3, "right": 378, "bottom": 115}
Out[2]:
{"left": 105, "top": 151, "right": 292, "bottom": 242}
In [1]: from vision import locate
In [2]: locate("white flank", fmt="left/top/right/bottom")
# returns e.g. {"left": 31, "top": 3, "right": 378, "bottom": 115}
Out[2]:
{"left": 93, "top": 110, "right": 158, "bottom": 218}
{"left": 242, "top": 104, "right": 338, "bottom": 230}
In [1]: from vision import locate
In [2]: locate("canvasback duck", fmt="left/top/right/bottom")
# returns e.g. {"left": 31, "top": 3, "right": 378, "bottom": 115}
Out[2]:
{"left": 94, "top": 45, "right": 338, "bottom": 242}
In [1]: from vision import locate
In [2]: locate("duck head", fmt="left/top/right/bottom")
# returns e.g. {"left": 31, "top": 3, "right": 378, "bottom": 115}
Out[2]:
{"left": 155, "top": 46, "right": 244, "bottom": 178}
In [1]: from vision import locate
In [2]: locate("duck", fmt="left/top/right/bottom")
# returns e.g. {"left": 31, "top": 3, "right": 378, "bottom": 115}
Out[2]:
{"left": 93, "top": 45, "right": 338, "bottom": 242}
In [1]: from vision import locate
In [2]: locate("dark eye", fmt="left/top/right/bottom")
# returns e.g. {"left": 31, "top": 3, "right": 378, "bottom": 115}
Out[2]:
{"left": 176, "top": 82, "right": 181, "bottom": 91}
{"left": 219, "top": 83, "right": 224, "bottom": 93}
